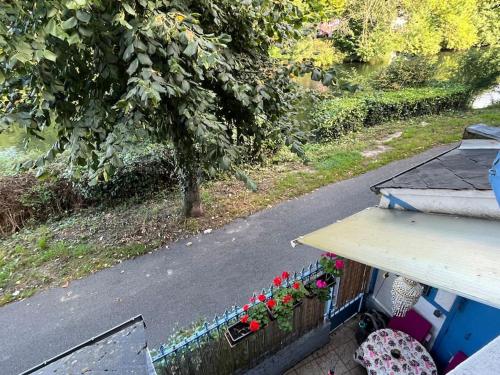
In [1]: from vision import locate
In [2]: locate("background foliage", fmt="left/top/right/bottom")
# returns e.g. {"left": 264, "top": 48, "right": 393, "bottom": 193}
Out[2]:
{"left": 293, "top": 0, "right": 499, "bottom": 63}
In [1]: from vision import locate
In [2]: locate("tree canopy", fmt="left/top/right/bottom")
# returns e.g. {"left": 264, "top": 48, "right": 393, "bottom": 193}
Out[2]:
{"left": 297, "top": 0, "right": 499, "bottom": 62}
{"left": 0, "top": 0, "right": 318, "bottom": 216}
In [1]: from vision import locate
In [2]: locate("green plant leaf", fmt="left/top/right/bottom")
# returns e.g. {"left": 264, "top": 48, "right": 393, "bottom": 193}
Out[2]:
{"left": 47, "top": 8, "right": 58, "bottom": 18}
{"left": 183, "top": 41, "right": 198, "bottom": 57}
{"left": 127, "top": 58, "right": 139, "bottom": 75}
{"left": 67, "top": 33, "right": 81, "bottom": 45}
{"left": 137, "top": 53, "right": 152, "bottom": 65}
{"left": 11, "top": 52, "right": 32, "bottom": 64}
{"left": 62, "top": 17, "right": 78, "bottom": 30}
{"left": 78, "top": 27, "right": 93, "bottom": 37}
{"left": 76, "top": 10, "right": 91, "bottom": 23}
{"left": 123, "top": 43, "right": 134, "bottom": 61}
{"left": 122, "top": 3, "right": 137, "bottom": 16}
{"left": 43, "top": 50, "right": 57, "bottom": 62}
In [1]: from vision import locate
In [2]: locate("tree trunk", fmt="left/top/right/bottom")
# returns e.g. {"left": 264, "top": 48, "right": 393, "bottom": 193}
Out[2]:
{"left": 182, "top": 169, "right": 203, "bottom": 217}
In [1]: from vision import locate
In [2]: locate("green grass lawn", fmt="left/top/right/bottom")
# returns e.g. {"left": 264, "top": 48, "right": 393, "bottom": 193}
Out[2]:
{"left": 1, "top": 105, "right": 499, "bottom": 306}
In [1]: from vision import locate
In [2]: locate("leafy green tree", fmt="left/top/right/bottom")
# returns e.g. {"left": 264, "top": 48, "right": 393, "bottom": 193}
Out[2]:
{"left": 400, "top": 6, "right": 442, "bottom": 56}
{"left": 476, "top": 0, "right": 500, "bottom": 47}
{"left": 270, "top": 37, "right": 344, "bottom": 68}
{"left": 453, "top": 47, "right": 500, "bottom": 92}
{"left": 401, "top": 0, "right": 479, "bottom": 55}
{"left": 330, "top": 0, "right": 398, "bottom": 62}
{"left": 435, "top": 0, "right": 478, "bottom": 50}
{"left": 293, "top": 0, "right": 346, "bottom": 23}
{"left": 329, "top": 0, "right": 487, "bottom": 61}
{"left": 0, "top": 0, "right": 314, "bottom": 217}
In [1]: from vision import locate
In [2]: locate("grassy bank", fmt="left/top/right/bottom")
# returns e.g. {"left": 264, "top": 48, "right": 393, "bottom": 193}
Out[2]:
{"left": 1, "top": 105, "right": 499, "bottom": 306}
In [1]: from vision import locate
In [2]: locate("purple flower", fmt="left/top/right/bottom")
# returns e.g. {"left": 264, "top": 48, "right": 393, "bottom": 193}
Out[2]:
{"left": 316, "top": 279, "right": 328, "bottom": 288}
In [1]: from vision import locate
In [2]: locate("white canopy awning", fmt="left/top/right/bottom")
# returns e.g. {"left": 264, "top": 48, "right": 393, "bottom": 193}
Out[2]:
{"left": 296, "top": 207, "right": 500, "bottom": 308}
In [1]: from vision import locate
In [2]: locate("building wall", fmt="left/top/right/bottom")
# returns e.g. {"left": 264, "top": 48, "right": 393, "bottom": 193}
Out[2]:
{"left": 369, "top": 269, "right": 456, "bottom": 348}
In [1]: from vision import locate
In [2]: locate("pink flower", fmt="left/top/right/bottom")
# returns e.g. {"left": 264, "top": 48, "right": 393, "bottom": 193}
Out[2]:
{"left": 249, "top": 296, "right": 256, "bottom": 303}
{"left": 316, "top": 279, "right": 328, "bottom": 289}
{"left": 323, "top": 252, "right": 337, "bottom": 258}
{"left": 335, "top": 259, "right": 345, "bottom": 269}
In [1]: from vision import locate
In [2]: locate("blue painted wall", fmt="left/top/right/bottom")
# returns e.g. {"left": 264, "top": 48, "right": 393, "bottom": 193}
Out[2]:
{"left": 431, "top": 296, "right": 500, "bottom": 369}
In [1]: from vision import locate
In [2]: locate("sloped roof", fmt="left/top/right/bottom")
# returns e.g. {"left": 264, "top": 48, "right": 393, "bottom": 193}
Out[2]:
{"left": 20, "top": 316, "right": 154, "bottom": 375}
{"left": 372, "top": 146, "right": 498, "bottom": 192}
{"left": 464, "top": 124, "right": 500, "bottom": 141}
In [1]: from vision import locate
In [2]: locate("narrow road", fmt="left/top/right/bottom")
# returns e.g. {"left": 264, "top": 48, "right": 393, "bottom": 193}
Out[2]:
{"left": 0, "top": 145, "right": 453, "bottom": 374}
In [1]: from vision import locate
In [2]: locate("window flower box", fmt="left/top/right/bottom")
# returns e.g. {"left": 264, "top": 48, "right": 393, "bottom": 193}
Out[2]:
{"left": 225, "top": 320, "right": 255, "bottom": 347}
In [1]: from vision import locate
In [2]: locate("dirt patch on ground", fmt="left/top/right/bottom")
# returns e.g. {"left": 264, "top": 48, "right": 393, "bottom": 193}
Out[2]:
{"left": 361, "top": 131, "right": 403, "bottom": 158}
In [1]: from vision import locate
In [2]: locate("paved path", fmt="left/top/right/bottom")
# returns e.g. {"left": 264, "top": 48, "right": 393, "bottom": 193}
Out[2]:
{"left": 0, "top": 145, "right": 453, "bottom": 374}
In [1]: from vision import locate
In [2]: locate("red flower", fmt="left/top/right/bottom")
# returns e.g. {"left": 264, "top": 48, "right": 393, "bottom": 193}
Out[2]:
{"left": 249, "top": 320, "right": 260, "bottom": 332}
{"left": 258, "top": 294, "right": 266, "bottom": 302}
{"left": 283, "top": 294, "right": 293, "bottom": 304}
{"left": 273, "top": 277, "right": 282, "bottom": 287}
{"left": 335, "top": 259, "right": 345, "bottom": 269}
{"left": 243, "top": 304, "right": 249, "bottom": 312}
{"left": 266, "top": 298, "right": 276, "bottom": 309}
{"left": 292, "top": 281, "right": 301, "bottom": 290}
{"left": 240, "top": 315, "right": 249, "bottom": 324}
{"left": 249, "top": 296, "right": 256, "bottom": 303}
{"left": 281, "top": 271, "right": 290, "bottom": 280}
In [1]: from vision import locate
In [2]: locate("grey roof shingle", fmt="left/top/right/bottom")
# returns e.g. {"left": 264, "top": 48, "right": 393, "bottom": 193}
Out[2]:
{"left": 464, "top": 124, "right": 500, "bottom": 141}
{"left": 373, "top": 147, "right": 499, "bottom": 191}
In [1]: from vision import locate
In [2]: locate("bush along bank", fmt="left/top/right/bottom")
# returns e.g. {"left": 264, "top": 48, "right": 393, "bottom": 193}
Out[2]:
{"left": 0, "top": 144, "right": 177, "bottom": 236}
{"left": 312, "top": 84, "right": 472, "bottom": 142}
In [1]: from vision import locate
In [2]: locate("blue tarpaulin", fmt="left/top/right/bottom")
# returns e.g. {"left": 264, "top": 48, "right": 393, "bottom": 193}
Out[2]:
{"left": 490, "top": 152, "right": 500, "bottom": 207}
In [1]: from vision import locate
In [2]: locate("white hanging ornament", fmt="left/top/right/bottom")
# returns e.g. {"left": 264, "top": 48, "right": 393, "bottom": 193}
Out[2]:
{"left": 391, "top": 276, "right": 423, "bottom": 317}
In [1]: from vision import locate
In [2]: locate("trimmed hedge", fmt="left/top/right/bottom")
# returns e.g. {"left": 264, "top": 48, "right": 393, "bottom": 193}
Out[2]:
{"left": 312, "top": 84, "right": 471, "bottom": 141}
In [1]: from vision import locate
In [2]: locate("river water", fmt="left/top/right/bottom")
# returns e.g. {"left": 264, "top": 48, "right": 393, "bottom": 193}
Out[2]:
{"left": 472, "top": 84, "right": 500, "bottom": 109}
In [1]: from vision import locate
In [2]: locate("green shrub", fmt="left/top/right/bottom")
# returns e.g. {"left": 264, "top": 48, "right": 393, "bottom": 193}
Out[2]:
{"left": 270, "top": 37, "right": 345, "bottom": 68}
{"left": 312, "top": 84, "right": 471, "bottom": 141}
{"left": 373, "top": 55, "right": 437, "bottom": 90}
{"left": 0, "top": 173, "right": 84, "bottom": 236}
{"left": 313, "top": 97, "right": 367, "bottom": 141}
{"left": 452, "top": 48, "right": 500, "bottom": 92}
{"left": 59, "top": 143, "right": 177, "bottom": 204}
{"left": 364, "top": 85, "right": 471, "bottom": 125}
